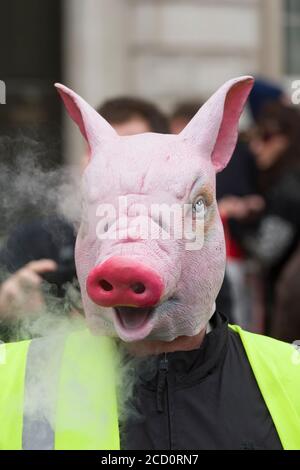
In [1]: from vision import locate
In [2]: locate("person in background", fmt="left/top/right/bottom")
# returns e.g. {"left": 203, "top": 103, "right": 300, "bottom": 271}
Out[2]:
{"left": 0, "top": 217, "right": 79, "bottom": 342}
{"left": 216, "top": 78, "right": 289, "bottom": 331}
{"left": 99, "top": 96, "right": 169, "bottom": 136}
{"left": 233, "top": 103, "right": 300, "bottom": 333}
{"left": 248, "top": 77, "right": 287, "bottom": 124}
{"left": 169, "top": 101, "right": 203, "bottom": 134}
{"left": 0, "top": 97, "right": 169, "bottom": 340}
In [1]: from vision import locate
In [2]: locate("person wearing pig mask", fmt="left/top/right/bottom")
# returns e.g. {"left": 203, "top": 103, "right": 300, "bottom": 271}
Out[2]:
{"left": 0, "top": 76, "right": 299, "bottom": 451}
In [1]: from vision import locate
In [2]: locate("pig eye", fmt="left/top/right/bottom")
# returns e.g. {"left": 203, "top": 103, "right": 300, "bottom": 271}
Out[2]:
{"left": 192, "top": 197, "right": 206, "bottom": 215}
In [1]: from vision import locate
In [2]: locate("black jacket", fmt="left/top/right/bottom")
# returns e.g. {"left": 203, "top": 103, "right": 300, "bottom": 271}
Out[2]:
{"left": 121, "top": 313, "right": 282, "bottom": 450}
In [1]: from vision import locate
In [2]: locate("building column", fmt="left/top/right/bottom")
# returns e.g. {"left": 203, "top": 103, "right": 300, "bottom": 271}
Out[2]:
{"left": 62, "top": 0, "right": 130, "bottom": 163}
{"left": 259, "top": 0, "right": 284, "bottom": 80}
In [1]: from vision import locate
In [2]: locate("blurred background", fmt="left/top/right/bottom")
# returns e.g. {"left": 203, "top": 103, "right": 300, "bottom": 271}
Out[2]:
{"left": 0, "top": 0, "right": 300, "bottom": 342}
{"left": 0, "top": 0, "right": 298, "bottom": 161}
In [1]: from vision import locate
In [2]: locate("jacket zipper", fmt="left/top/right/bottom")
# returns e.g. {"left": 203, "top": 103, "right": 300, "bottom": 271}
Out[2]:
{"left": 156, "top": 353, "right": 172, "bottom": 449}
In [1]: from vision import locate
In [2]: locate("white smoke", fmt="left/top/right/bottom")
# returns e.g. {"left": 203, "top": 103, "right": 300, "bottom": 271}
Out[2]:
{"left": 0, "top": 135, "right": 81, "bottom": 239}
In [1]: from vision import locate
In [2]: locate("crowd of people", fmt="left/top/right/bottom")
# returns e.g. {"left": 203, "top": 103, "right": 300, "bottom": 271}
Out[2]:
{"left": 0, "top": 78, "right": 299, "bottom": 344}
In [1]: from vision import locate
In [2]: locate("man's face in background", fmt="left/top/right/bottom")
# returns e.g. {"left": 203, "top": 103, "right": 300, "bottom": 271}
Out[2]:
{"left": 111, "top": 115, "right": 152, "bottom": 136}
{"left": 81, "top": 97, "right": 169, "bottom": 169}
{"left": 81, "top": 114, "right": 152, "bottom": 171}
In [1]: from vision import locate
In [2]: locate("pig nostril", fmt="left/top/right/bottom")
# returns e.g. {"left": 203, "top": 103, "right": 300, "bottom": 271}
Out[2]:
{"left": 99, "top": 279, "right": 113, "bottom": 291}
{"left": 130, "top": 282, "right": 146, "bottom": 294}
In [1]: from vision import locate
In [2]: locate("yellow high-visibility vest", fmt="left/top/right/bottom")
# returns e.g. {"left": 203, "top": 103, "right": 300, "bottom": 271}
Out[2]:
{"left": 0, "top": 329, "right": 120, "bottom": 450}
{"left": 0, "top": 325, "right": 299, "bottom": 450}
{"left": 230, "top": 325, "right": 300, "bottom": 450}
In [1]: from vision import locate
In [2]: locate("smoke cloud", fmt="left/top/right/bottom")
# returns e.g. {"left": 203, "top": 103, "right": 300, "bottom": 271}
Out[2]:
{"left": 0, "top": 135, "right": 81, "bottom": 239}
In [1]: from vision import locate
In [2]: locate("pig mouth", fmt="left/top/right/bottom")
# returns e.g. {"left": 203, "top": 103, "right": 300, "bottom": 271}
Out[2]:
{"left": 112, "top": 297, "right": 178, "bottom": 340}
{"left": 114, "top": 306, "right": 154, "bottom": 329}
{"left": 113, "top": 306, "right": 155, "bottom": 339}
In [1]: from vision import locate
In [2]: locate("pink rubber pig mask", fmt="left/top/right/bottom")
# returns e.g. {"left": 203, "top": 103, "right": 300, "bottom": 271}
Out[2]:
{"left": 56, "top": 76, "right": 254, "bottom": 343}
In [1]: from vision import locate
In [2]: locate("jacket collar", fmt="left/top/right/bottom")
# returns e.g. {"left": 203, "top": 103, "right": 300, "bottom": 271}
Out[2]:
{"left": 166, "top": 311, "right": 229, "bottom": 383}
{"left": 125, "top": 312, "right": 229, "bottom": 387}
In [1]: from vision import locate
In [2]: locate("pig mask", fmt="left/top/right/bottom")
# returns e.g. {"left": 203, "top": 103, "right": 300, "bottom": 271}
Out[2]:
{"left": 56, "top": 76, "right": 254, "bottom": 343}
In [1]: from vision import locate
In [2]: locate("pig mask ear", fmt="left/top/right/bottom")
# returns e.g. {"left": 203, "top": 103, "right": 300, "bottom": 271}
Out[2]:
{"left": 180, "top": 76, "right": 254, "bottom": 172}
{"left": 55, "top": 83, "right": 117, "bottom": 154}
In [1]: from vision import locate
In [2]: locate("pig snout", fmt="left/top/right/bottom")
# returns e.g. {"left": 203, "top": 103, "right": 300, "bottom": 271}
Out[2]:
{"left": 86, "top": 256, "right": 164, "bottom": 308}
